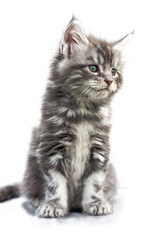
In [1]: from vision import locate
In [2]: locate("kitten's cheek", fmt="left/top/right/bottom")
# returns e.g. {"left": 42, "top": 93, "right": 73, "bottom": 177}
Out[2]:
{"left": 110, "top": 81, "right": 117, "bottom": 93}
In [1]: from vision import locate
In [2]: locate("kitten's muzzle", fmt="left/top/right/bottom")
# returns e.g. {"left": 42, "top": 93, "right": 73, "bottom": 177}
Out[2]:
{"left": 104, "top": 79, "right": 113, "bottom": 86}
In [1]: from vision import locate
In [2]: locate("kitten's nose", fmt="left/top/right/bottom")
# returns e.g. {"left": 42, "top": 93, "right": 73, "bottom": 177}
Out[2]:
{"left": 104, "top": 80, "right": 113, "bottom": 86}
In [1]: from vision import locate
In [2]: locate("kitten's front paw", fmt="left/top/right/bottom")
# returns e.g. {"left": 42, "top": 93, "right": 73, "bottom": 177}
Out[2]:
{"left": 37, "top": 202, "right": 68, "bottom": 218}
{"left": 83, "top": 200, "right": 112, "bottom": 216}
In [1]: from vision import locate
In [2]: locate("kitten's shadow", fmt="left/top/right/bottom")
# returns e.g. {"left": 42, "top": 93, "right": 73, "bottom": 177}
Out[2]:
{"left": 22, "top": 201, "right": 36, "bottom": 216}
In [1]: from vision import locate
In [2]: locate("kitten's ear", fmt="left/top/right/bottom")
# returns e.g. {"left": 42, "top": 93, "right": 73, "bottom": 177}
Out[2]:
{"left": 112, "top": 30, "right": 134, "bottom": 51}
{"left": 59, "top": 17, "right": 88, "bottom": 59}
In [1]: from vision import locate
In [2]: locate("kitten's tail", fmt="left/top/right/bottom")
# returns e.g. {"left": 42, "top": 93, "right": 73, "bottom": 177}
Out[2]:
{"left": 0, "top": 184, "right": 21, "bottom": 202}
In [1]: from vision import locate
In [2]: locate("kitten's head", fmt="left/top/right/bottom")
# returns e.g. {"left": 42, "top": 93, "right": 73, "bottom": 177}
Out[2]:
{"left": 53, "top": 17, "right": 133, "bottom": 106}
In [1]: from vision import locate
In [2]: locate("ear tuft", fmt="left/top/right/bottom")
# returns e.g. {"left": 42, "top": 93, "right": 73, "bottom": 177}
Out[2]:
{"left": 112, "top": 30, "right": 135, "bottom": 51}
{"left": 70, "top": 14, "right": 77, "bottom": 22}
{"left": 60, "top": 18, "right": 88, "bottom": 59}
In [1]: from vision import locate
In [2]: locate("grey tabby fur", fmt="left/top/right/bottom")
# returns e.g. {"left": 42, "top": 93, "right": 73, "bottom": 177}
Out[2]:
{"left": 0, "top": 17, "right": 133, "bottom": 217}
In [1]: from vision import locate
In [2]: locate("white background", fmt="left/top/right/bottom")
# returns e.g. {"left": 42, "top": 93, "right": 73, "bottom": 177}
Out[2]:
{"left": 0, "top": 0, "right": 160, "bottom": 239}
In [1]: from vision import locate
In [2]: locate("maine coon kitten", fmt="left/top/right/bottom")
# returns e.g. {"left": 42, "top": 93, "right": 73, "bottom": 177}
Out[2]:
{"left": 0, "top": 17, "right": 133, "bottom": 217}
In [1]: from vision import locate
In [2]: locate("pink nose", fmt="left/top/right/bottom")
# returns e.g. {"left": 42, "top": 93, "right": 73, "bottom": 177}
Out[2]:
{"left": 104, "top": 80, "right": 113, "bottom": 86}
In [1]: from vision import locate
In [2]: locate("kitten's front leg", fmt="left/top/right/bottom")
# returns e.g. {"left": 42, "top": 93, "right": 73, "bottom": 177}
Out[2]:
{"left": 36, "top": 130, "right": 70, "bottom": 218}
{"left": 82, "top": 171, "right": 112, "bottom": 216}
{"left": 37, "top": 170, "right": 68, "bottom": 218}
{"left": 82, "top": 134, "right": 113, "bottom": 216}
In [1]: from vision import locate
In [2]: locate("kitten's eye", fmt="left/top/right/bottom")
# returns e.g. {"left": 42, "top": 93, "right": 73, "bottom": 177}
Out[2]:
{"left": 111, "top": 68, "right": 117, "bottom": 76}
{"left": 88, "top": 65, "right": 99, "bottom": 73}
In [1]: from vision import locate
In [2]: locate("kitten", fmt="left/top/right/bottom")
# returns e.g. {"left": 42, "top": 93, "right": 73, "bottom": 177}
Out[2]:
{"left": 0, "top": 17, "right": 133, "bottom": 217}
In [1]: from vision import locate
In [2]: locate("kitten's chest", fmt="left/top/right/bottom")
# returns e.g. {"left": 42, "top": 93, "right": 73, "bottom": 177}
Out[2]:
{"left": 64, "top": 106, "right": 110, "bottom": 186}
{"left": 68, "top": 123, "right": 94, "bottom": 185}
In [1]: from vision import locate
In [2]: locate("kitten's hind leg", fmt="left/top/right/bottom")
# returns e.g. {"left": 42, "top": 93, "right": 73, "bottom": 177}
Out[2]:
{"left": 103, "top": 163, "right": 117, "bottom": 200}
{"left": 30, "top": 198, "right": 42, "bottom": 208}
{"left": 37, "top": 171, "right": 68, "bottom": 218}
{"left": 22, "top": 153, "right": 45, "bottom": 207}
{"left": 22, "top": 127, "right": 45, "bottom": 203}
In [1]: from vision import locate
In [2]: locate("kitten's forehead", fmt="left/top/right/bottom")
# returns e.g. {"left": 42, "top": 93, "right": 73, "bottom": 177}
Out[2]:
{"left": 86, "top": 36, "right": 115, "bottom": 66}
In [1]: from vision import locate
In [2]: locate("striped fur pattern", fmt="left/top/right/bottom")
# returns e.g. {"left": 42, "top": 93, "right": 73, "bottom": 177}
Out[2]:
{"left": 0, "top": 18, "right": 132, "bottom": 217}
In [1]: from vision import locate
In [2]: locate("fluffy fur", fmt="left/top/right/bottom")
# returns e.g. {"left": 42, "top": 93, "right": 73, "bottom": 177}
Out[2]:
{"left": 0, "top": 17, "right": 133, "bottom": 217}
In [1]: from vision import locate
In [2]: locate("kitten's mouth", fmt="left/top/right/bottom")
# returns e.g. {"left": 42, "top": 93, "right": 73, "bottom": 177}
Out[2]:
{"left": 97, "top": 87, "right": 108, "bottom": 91}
